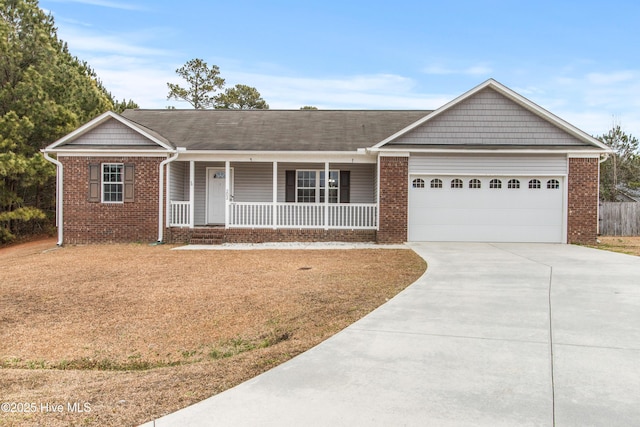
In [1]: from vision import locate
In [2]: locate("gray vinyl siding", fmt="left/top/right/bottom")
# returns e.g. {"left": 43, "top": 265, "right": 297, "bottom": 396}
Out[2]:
{"left": 409, "top": 154, "right": 568, "bottom": 175}
{"left": 276, "top": 163, "right": 375, "bottom": 203}
{"left": 391, "top": 88, "right": 585, "bottom": 147}
{"left": 168, "top": 162, "right": 187, "bottom": 201}
{"left": 67, "top": 119, "right": 157, "bottom": 146}
{"left": 233, "top": 163, "right": 273, "bottom": 202}
{"left": 334, "top": 163, "right": 376, "bottom": 203}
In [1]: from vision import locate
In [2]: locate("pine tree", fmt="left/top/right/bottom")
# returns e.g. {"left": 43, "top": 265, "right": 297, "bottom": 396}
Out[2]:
{"left": 0, "top": 0, "right": 115, "bottom": 242}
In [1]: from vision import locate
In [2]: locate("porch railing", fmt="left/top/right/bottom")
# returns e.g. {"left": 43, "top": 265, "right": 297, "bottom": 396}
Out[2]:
{"left": 229, "top": 202, "right": 377, "bottom": 229}
{"left": 169, "top": 201, "right": 191, "bottom": 227}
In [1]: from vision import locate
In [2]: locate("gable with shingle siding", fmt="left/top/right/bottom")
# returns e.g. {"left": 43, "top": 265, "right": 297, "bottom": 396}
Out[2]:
{"left": 65, "top": 119, "right": 158, "bottom": 146}
{"left": 387, "top": 87, "right": 586, "bottom": 147}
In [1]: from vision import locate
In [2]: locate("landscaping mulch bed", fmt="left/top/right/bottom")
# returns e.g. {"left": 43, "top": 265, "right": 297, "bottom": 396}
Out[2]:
{"left": 0, "top": 239, "right": 426, "bottom": 427}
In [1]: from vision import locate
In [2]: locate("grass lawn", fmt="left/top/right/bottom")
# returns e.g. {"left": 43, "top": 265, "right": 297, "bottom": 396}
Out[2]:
{"left": 0, "top": 239, "right": 426, "bottom": 427}
{"left": 593, "top": 236, "right": 640, "bottom": 256}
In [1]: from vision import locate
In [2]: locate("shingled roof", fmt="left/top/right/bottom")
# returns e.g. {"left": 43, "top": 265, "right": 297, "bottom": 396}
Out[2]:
{"left": 119, "top": 109, "right": 431, "bottom": 151}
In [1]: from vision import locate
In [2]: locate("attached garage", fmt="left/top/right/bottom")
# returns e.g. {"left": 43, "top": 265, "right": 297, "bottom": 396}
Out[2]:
{"left": 407, "top": 154, "right": 567, "bottom": 243}
{"left": 372, "top": 79, "right": 609, "bottom": 245}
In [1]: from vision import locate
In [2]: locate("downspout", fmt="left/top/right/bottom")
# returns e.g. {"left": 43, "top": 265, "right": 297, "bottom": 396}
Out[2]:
{"left": 158, "top": 150, "right": 181, "bottom": 243}
{"left": 42, "top": 152, "right": 64, "bottom": 246}
{"left": 597, "top": 152, "right": 611, "bottom": 236}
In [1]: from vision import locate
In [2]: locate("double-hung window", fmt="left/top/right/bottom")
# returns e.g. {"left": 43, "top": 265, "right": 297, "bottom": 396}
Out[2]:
{"left": 102, "top": 163, "right": 124, "bottom": 203}
{"left": 296, "top": 170, "right": 339, "bottom": 203}
{"left": 88, "top": 163, "right": 134, "bottom": 203}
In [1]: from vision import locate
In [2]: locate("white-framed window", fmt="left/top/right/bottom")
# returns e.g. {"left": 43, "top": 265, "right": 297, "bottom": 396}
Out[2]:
{"left": 529, "top": 179, "right": 541, "bottom": 189}
{"left": 489, "top": 179, "right": 502, "bottom": 189}
{"left": 451, "top": 179, "right": 464, "bottom": 189}
{"left": 412, "top": 178, "right": 425, "bottom": 188}
{"left": 547, "top": 179, "right": 560, "bottom": 189}
{"left": 102, "top": 163, "right": 124, "bottom": 203}
{"left": 469, "top": 179, "right": 482, "bottom": 189}
{"left": 297, "top": 170, "right": 339, "bottom": 203}
{"left": 430, "top": 178, "right": 443, "bottom": 188}
{"left": 507, "top": 179, "right": 520, "bottom": 189}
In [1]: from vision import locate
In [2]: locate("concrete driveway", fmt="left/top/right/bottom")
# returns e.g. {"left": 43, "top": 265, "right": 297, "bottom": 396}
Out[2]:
{"left": 146, "top": 243, "right": 640, "bottom": 426}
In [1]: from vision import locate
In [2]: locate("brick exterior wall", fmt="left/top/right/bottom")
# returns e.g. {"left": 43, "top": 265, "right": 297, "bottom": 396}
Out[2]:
{"left": 166, "top": 227, "right": 376, "bottom": 244}
{"left": 567, "top": 157, "right": 600, "bottom": 244}
{"left": 377, "top": 156, "right": 409, "bottom": 243}
{"left": 61, "top": 156, "right": 163, "bottom": 244}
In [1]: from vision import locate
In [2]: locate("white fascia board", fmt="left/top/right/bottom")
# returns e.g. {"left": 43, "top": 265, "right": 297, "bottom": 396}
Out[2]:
{"left": 45, "top": 111, "right": 175, "bottom": 151}
{"left": 372, "top": 79, "right": 612, "bottom": 152}
{"left": 175, "top": 151, "right": 377, "bottom": 163}
{"left": 52, "top": 150, "right": 174, "bottom": 157}
{"left": 379, "top": 151, "right": 410, "bottom": 157}
{"left": 567, "top": 152, "right": 608, "bottom": 158}
{"left": 374, "top": 147, "right": 605, "bottom": 156}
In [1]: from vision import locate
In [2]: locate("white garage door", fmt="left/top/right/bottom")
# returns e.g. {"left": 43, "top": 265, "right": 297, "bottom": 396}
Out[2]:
{"left": 408, "top": 176, "right": 565, "bottom": 243}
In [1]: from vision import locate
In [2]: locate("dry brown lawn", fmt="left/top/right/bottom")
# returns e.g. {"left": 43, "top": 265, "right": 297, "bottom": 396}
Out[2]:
{"left": 0, "top": 239, "right": 426, "bottom": 427}
{"left": 593, "top": 236, "right": 640, "bottom": 256}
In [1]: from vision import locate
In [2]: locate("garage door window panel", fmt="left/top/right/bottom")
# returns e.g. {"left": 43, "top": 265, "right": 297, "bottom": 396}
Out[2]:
{"left": 547, "top": 179, "right": 560, "bottom": 189}
{"left": 469, "top": 179, "right": 482, "bottom": 189}
{"left": 412, "top": 178, "right": 425, "bottom": 188}
{"left": 430, "top": 179, "right": 443, "bottom": 189}
{"left": 489, "top": 179, "right": 502, "bottom": 189}
{"left": 529, "top": 179, "right": 541, "bottom": 189}
{"left": 451, "top": 179, "right": 463, "bottom": 189}
{"left": 508, "top": 179, "right": 520, "bottom": 189}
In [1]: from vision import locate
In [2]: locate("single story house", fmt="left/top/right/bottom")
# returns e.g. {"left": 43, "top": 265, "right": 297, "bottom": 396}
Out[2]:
{"left": 42, "top": 79, "right": 611, "bottom": 245}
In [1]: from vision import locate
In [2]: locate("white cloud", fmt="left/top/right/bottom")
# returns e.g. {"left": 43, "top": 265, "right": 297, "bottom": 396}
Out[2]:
{"left": 59, "top": 27, "right": 171, "bottom": 57}
{"left": 83, "top": 56, "right": 176, "bottom": 107}
{"left": 221, "top": 70, "right": 451, "bottom": 110}
{"left": 531, "top": 71, "right": 640, "bottom": 137}
{"left": 108, "top": 68, "right": 452, "bottom": 110}
{"left": 586, "top": 71, "right": 636, "bottom": 85}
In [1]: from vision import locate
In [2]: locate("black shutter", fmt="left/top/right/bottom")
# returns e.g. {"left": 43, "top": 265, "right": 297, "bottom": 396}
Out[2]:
{"left": 285, "top": 170, "right": 296, "bottom": 202}
{"left": 88, "top": 164, "right": 100, "bottom": 202}
{"left": 339, "top": 170, "right": 350, "bottom": 203}
{"left": 123, "top": 164, "right": 135, "bottom": 202}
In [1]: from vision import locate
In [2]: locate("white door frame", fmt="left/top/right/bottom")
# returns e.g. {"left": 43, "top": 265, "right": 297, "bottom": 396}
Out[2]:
{"left": 205, "top": 167, "right": 234, "bottom": 224}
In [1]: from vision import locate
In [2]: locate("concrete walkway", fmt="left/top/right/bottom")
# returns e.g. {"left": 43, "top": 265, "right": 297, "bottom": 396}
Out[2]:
{"left": 144, "top": 243, "right": 640, "bottom": 426}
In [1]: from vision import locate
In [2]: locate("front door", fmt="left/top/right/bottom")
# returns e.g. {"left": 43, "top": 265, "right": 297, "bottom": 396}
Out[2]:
{"left": 206, "top": 169, "right": 228, "bottom": 224}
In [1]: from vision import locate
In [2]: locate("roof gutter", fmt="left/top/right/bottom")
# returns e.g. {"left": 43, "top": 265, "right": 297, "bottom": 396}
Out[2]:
{"left": 42, "top": 152, "right": 64, "bottom": 246}
{"left": 157, "top": 149, "right": 183, "bottom": 243}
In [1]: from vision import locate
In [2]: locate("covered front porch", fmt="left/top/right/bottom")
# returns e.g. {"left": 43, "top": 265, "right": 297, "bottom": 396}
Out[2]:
{"left": 165, "top": 158, "right": 378, "bottom": 232}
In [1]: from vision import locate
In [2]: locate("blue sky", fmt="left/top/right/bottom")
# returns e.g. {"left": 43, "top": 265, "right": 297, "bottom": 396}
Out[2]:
{"left": 40, "top": 0, "right": 640, "bottom": 138}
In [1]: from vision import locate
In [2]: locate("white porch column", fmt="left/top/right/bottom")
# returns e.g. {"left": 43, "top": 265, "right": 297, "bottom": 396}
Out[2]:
{"left": 272, "top": 161, "right": 278, "bottom": 229}
{"left": 189, "top": 160, "right": 195, "bottom": 228}
{"left": 225, "top": 160, "right": 231, "bottom": 228}
{"left": 324, "top": 161, "right": 329, "bottom": 230}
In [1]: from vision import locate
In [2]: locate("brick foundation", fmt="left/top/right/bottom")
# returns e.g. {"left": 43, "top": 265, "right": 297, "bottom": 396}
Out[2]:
{"left": 166, "top": 227, "right": 377, "bottom": 244}
{"left": 61, "top": 156, "right": 163, "bottom": 244}
{"left": 567, "top": 157, "right": 600, "bottom": 244}
{"left": 377, "top": 156, "right": 409, "bottom": 243}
